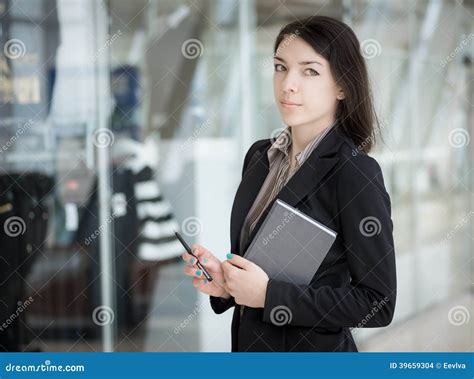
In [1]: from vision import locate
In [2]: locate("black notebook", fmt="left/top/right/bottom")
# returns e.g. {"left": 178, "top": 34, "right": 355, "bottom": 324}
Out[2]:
{"left": 243, "top": 199, "right": 337, "bottom": 285}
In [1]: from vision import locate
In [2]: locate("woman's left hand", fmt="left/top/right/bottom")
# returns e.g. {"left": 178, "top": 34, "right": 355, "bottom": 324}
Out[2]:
{"left": 222, "top": 254, "right": 269, "bottom": 308}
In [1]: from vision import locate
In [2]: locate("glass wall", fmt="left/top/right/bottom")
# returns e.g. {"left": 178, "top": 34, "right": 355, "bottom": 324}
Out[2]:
{"left": 0, "top": 0, "right": 472, "bottom": 352}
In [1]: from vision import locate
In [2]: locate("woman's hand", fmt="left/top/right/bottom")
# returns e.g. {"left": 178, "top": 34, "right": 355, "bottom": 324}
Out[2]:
{"left": 222, "top": 254, "right": 269, "bottom": 308}
{"left": 182, "top": 244, "right": 230, "bottom": 299}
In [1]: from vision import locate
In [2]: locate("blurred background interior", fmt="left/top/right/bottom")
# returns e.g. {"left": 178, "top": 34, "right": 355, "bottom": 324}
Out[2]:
{"left": 0, "top": 0, "right": 472, "bottom": 352}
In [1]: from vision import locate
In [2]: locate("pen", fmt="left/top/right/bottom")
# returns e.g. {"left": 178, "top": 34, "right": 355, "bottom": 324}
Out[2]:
{"left": 175, "top": 231, "right": 213, "bottom": 282}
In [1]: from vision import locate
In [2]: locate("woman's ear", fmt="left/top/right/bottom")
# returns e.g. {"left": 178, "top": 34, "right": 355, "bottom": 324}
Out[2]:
{"left": 336, "top": 89, "right": 345, "bottom": 100}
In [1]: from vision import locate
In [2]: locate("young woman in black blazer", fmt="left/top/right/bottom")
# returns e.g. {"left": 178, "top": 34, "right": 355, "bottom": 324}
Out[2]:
{"left": 182, "top": 16, "right": 396, "bottom": 352}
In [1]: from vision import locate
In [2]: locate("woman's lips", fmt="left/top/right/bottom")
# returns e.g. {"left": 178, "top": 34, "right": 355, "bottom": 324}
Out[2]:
{"left": 280, "top": 100, "right": 302, "bottom": 109}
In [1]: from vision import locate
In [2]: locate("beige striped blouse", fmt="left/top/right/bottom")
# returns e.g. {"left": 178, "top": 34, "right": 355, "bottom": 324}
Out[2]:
{"left": 239, "top": 122, "right": 335, "bottom": 252}
{"left": 237, "top": 121, "right": 336, "bottom": 317}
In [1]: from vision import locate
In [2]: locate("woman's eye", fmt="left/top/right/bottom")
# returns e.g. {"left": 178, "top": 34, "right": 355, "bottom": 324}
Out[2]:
{"left": 304, "top": 68, "right": 319, "bottom": 76}
{"left": 274, "top": 64, "right": 286, "bottom": 72}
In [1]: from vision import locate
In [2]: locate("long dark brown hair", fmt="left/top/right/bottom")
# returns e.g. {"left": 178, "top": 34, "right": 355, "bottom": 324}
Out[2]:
{"left": 274, "top": 16, "right": 381, "bottom": 153}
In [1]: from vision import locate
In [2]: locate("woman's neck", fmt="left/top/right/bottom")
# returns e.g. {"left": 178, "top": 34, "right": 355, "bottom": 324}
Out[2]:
{"left": 290, "top": 117, "right": 336, "bottom": 157}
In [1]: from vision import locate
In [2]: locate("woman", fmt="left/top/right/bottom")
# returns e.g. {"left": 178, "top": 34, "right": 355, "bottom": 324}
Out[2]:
{"left": 182, "top": 16, "right": 396, "bottom": 352}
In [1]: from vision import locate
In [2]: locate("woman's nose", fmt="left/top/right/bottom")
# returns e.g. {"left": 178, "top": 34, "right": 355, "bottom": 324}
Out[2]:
{"left": 281, "top": 73, "right": 299, "bottom": 93}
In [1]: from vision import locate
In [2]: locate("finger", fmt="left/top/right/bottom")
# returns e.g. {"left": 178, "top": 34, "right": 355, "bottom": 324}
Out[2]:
{"left": 193, "top": 278, "right": 218, "bottom": 296}
{"left": 222, "top": 262, "right": 239, "bottom": 288}
{"left": 198, "top": 256, "right": 221, "bottom": 273}
{"left": 181, "top": 251, "right": 215, "bottom": 271}
{"left": 222, "top": 259, "right": 242, "bottom": 277}
{"left": 181, "top": 252, "right": 198, "bottom": 265}
{"left": 225, "top": 253, "right": 252, "bottom": 270}
{"left": 184, "top": 264, "right": 205, "bottom": 278}
{"left": 221, "top": 260, "right": 235, "bottom": 276}
{"left": 192, "top": 277, "right": 208, "bottom": 288}
{"left": 190, "top": 244, "right": 216, "bottom": 260}
{"left": 191, "top": 244, "right": 224, "bottom": 270}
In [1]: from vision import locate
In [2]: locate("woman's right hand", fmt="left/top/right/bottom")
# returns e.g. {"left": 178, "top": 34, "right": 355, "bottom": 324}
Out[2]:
{"left": 182, "top": 244, "right": 231, "bottom": 299}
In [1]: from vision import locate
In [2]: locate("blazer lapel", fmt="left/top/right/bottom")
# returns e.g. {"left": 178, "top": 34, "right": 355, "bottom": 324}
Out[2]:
{"left": 230, "top": 147, "right": 271, "bottom": 254}
{"left": 238, "top": 126, "right": 347, "bottom": 255}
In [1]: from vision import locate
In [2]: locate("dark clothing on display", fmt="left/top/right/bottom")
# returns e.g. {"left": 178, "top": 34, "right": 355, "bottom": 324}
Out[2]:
{"left": 0, "top": 173, "right": 53, "bottom": 351}
{"left": 76, "top": 168, "right": 139, "bottom": 328}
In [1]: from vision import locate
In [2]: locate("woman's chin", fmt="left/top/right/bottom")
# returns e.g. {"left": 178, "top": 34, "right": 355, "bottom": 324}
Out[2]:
{"left": 279, "top": 114, "right": 302, "bottom": 126}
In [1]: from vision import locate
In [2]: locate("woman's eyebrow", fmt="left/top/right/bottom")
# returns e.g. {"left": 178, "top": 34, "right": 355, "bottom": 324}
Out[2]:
{"left": 274, "top": 56, "right": 323, "bottom": 66}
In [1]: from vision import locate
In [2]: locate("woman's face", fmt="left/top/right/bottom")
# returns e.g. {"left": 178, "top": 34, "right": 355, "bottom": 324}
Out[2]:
{"left": 273, "top": 35, "right": 344, "bottom": 129}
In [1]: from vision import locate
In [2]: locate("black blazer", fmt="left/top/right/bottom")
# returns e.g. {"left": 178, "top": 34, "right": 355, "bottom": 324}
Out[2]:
{"left": 210, "top": 125, "right": 397, "bottom": 352}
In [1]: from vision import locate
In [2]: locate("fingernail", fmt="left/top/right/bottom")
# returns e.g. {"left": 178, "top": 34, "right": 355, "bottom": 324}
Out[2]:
{"left": 190, "top": 258, "right": 195, "bottom": 264}
{"left": 226, "top": 253, "right": 234, "bottom": 259}
{"left": 202, "top": 258, "right": 208, "bottom": 264}
{"left": 195, "top": 270, "right": 202, "bottom": 276}
{"left": 204, "top": 279, "right": 208, "bottom": 284}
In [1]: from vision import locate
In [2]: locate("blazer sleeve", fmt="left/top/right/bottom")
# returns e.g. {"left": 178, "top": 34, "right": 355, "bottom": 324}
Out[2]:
{"left": 262, "top": 154, "right": 397, "bottom": 328}
{"left": 209, "top": 140, "right": 264, "bottom": 314}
